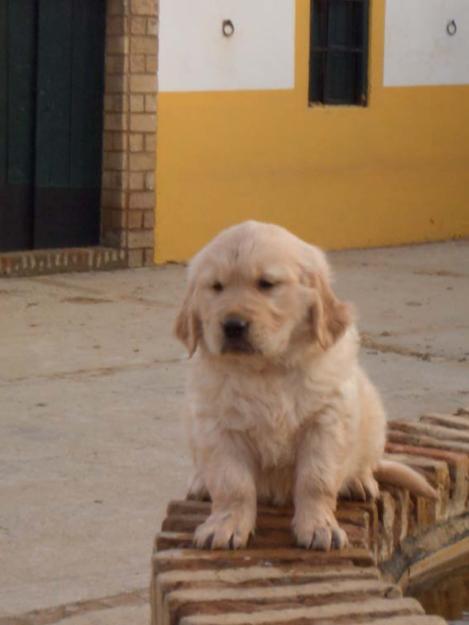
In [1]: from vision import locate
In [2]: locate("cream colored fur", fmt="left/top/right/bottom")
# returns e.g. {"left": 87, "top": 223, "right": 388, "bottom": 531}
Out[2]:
{"left": 175, "top": 221, "right": 437, "bottom": 552}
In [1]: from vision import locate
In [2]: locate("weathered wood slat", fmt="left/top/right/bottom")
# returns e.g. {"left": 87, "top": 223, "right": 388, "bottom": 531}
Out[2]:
{"left": 156, "top": 563, "right": 380, "bottom": 593}
{"left": 368, "top": 617, "right": 447, "bottom": 625}
{"left": 165, "top": 579, "right": 400, "bottom": 625}
{"left": 155, "top": 565, "right": 382, "bottom": 625}
{"left": 421, "top": 413, "right": 469, "bottom": 431}
{"left": 153, "top": 546, "right": 376, "bottom": 573}
{"left": 157, "top": 522, "right": 369, "bottom": 551}
{"left": 177, "top": 597, "right": 424, "bottom": 625}
{"left": 387, "top": 427, "right": 469, "bottom": 455}
{"left": 389, "top": 421, "right": 469, "bottom": 448}
{"left": 162, "top": 511, "right": 370, "bottom": 533}
{"left": 380, "top": 485, "right": 410, "bottom": 551}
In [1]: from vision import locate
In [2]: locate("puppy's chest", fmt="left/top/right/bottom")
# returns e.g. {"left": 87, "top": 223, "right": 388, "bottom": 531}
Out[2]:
{"left": 215, "top": 377, "right": 320, "bottom": 469}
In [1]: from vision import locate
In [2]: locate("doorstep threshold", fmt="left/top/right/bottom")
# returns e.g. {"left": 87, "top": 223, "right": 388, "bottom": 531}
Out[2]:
{"left": 0, "top": 246, "right": 127, "bottom": 277}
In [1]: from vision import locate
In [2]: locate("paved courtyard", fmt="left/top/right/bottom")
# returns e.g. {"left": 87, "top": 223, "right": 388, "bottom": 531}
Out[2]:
{"left": 0, "top": 240, "right": 468, "bottom": 624}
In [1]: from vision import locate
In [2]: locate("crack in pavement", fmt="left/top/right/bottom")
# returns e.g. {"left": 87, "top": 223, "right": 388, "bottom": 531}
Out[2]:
{"left": 30, "top": 276, "right": 177, "bottom": 309}
{"left": 0, "top": 357, "right": 186, "bottom": 386}
{"left": 361, "top": 334, "right": 469, "bottom": 364}
{"left": 361, "top": 334, "right": 439, "bottom": 362}
{"left": 0, "top": 588, "right": 149, "bottom": 625}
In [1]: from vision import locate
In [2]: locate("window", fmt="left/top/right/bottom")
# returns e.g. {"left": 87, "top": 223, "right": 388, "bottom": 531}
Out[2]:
{"left": 309, "top": 0, "right": 369, "bottom": 106}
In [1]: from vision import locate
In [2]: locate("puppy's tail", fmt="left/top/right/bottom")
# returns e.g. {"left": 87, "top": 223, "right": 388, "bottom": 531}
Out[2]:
{"left": 374, "top": 459, "right": 438, "bottom": 500}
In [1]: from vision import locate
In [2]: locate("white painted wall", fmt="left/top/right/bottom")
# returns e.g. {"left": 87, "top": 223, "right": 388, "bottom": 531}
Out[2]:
{"left": 158, "top": 0, "right": 295, "bottom": 92}
{"left": 384, "top": 0, "right": 469, "bottom": 86}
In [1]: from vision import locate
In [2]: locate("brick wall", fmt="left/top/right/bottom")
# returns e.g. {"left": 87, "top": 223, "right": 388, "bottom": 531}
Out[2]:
{"left": 101, "top": 0, "right": 158, "bottom": 268}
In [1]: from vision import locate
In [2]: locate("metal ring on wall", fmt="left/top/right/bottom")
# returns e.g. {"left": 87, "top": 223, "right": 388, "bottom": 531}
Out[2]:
{"left": 447, "top": 19, "right": 457, "bottom": 36}
{"left": 222, "top": 20, "right": 235, "bottom": 37}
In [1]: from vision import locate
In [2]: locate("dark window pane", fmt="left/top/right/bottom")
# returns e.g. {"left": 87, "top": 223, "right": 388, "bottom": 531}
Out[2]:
{"left": 325, "top": 52, "right": 358, "bottom": 104}
{"left": 351, "top": 2, "right": 365, "bottom": 48}
{"left": 327, "top": 0, "right": 350, "bottom": 47}
{"left": 309, "top": 0, "right": 369, "bottom": 106}
{"left": 309, "top": 51, "right": 327, "bottom": 102}
{"left": 312, "top": 0, "right": 329, "bottom": 48}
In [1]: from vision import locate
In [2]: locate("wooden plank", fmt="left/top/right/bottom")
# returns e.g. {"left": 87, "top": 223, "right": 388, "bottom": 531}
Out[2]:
{"left": 0, "top": 0, "right": 35, "bottom": 251}
{"left": 34, "top": 0, "right": 73, "bottom": 248}
{"left": 0, "top": 0, "right": 7, "bottom": 184}
{"left": 156, "top": 521, "right": 369, "bottom": 551}
{"left": 421, "top": 413, "right": 469, "bottom": 431}
{"left": 34, "top": 186, "right": 100, "bottom": 248}
{"left": 156, "top": 563, "right": 380, "bottom": 593}
{"left": 70, "top": 0, "right": 105, "bottom": 189}
{"left": 154, "top": 564, "right": 381, "bottom": 625}
{"left": 153, "top": 546, "right": 376, "bottom": 573}
{"left": 166, "top": 579, "right": 401, "bottom": 625}
{"left": 177, "top": 597, "right": 424, "bottom": 625}
{"left": 35, "top": 0, "right": 73, "bottom": 189}
{"left": 369, "top": 618, "right": 446, "bottom": 625}
{"left": 389, "top": 420, "right": 469, "bottom": 444}
{"left": 167, "top": 500, "right": 372, "bottom": 528}
{"left": 387, "top": 426, "right": 469, "bottom": 455}
{"left": 162, "top": 509, "right": 370, "bottom": 533}
{"left": 7, "top": 0, "right": 36, "bottom": 185}
{"left": 380, "top": 485, "right": 410, "bottom": 550}
{"left": 34, "top": 0, "right": 103, "bottom": 248}
{"left": 163, "top": 501, "right": 374, "bottom": 553}
{"left": 377, "top": 490, "right": 396, "bottom": 561}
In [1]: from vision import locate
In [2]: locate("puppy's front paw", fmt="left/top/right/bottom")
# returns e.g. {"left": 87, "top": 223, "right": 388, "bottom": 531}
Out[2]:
{"left": 293, "top": 512, "right": 348, "bottom": 551}
{"left": 193, "top": 510, "right": 254, "bottom": 550}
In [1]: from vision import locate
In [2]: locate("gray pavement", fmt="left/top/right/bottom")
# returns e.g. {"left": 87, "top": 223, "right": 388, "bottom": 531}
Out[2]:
{"left": 0, "top": 240, "right": 468, "bottom": 624}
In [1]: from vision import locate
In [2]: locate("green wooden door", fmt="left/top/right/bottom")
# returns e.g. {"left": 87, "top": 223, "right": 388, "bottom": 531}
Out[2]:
{"left": 0, "top": 0, "right": 105, "bottom": 252}
{"left": 0, "top": 0, "right": 36, "bottom": 251}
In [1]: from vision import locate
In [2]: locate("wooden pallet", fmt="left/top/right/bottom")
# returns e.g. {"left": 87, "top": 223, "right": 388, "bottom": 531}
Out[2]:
{"left": 152, "top": 408, "right": 469, "bottom": 625}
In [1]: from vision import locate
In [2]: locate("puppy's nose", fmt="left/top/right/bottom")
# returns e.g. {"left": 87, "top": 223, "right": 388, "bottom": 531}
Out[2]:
{"left": 223, "top": 317, "right": 249, "bottom": 340}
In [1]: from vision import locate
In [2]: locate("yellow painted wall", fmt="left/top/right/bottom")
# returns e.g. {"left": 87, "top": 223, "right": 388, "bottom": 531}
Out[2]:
{"left": 155, "top": 0, "right": 469, "bottom": 262}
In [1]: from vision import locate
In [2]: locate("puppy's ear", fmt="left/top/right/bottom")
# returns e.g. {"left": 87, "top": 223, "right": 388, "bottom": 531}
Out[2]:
{"left": 174, "top": 285, "right": 201, "bottom": 357}
{"left": 310, "top": 273, "right": 352, "bottom": 350}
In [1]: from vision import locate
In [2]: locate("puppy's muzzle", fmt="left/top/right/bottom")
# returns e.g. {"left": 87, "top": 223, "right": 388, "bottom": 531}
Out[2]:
{"left": 221, "top": 316, "right": 254, "bottom": 354}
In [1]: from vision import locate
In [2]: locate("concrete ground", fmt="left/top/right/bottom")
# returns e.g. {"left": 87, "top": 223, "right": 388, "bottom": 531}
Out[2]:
{"left": 0, "top": 240, "right": 468, "bottom": 624}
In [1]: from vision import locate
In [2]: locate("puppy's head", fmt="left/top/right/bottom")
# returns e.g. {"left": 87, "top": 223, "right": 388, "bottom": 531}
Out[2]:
{"left": 175, "top": 221, "right": 352, "bottom": 362}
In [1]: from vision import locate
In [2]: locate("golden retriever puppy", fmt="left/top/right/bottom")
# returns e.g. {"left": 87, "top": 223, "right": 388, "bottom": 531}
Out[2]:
{"left": 175, "top": 221, "right": 436, "bottom": 551}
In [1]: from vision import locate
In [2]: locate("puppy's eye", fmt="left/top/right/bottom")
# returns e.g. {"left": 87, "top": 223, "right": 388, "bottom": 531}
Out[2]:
{"left": 212, "top": 281, "right": 224, "bottom": 293}
{"left": 257, "top": 278, "right": 275, "bottom": 291}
